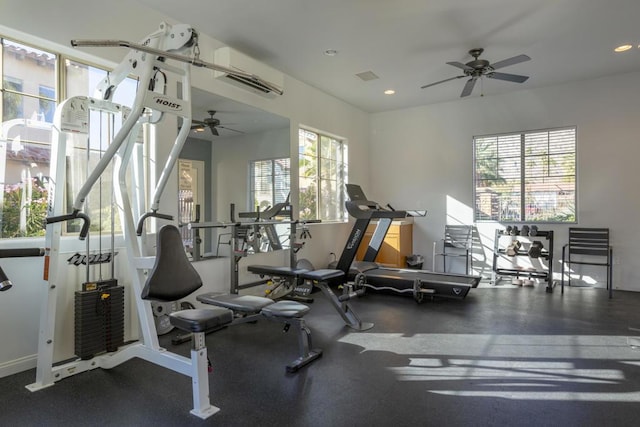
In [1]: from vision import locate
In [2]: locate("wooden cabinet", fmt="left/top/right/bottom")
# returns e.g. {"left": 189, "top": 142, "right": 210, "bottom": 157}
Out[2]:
{"left": 355, "top": 221, "right": 413, "bottom": 268}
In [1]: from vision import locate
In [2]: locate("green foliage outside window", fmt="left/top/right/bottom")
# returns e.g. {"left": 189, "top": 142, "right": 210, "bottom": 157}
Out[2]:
{"left": 1, "top": 178, "right": 47, "bottom": 237}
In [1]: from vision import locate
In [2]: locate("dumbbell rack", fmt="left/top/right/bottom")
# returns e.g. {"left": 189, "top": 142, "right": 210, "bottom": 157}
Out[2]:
{"left": 492, "top": 228, "right": 555, "bottom": 293}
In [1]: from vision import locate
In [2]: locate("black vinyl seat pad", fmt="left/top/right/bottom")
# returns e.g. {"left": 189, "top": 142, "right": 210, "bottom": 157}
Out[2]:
{"left": 169, "top": 307, "right": 233, "bottom": 332}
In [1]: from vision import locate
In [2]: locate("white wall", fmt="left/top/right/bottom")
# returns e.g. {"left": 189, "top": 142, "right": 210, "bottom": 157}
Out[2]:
{"left": 370, "top": 71, "right": 640, "bottom": 290}
{"left": 0, "top": 0, "right": 370, "bottom": 377}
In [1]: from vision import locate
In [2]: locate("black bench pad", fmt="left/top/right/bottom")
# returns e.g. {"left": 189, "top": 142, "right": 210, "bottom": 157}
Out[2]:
{"left": 261, "top": 301, "right": 310, "bottom": 319}
{"left": 169, "top": 307, "right": 233, "bottom": 333}
{"left": 197, "top": 293, "right": 274, "bottom": 313}
{"left": 247, "top": 265, "right": 310, "bottom": 277}
{"left": 299, "top": 269, "right": 345, "bottom": 282}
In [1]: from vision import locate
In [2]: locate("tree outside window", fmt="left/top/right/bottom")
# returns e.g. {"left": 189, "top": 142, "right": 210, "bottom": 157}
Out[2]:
{"left": 298, "top": 128, "right": 347, "bottom": 221}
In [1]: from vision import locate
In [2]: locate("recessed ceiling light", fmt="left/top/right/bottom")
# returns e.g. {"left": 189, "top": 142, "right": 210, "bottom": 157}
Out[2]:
{"left": 384, "top": 89, "right": 395, "bottom": 95}
{"left": 614, "top": 44, "right": 633, "bottom": 52}
{"left": 324, "top": 49, "right": 338, "bottom": 56}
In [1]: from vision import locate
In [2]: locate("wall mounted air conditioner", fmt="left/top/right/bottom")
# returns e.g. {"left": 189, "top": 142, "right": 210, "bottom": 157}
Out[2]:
{"left": 213, "top": 47, "right": 284, "bottom": 97}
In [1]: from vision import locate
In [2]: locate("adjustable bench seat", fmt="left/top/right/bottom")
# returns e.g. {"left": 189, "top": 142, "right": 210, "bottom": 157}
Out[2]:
{"left": 261, "top": 300, "right": 310, "bottom": 319}
{"left": 299, "top": 269, "right": 345, "bottom": 282}
{"left": 196, "top": 292, "right": 321, "bottom": 373}
{"left": 247, "top": 264, "right": 310, "bottom": 277}
{"left": 169, "top": 307, "right": 233, "bottom": 333}
{"left": 197, "top": 293, "right": 274, "bottom": 314}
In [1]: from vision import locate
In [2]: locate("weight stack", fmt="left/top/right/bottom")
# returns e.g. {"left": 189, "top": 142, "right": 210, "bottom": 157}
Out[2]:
{"left": 74, "top": 284, "right": 125, "bottom": 360}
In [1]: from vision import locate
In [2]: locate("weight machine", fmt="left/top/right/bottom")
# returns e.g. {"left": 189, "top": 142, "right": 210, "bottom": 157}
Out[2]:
{"left": 26, "top": 22, "right": 281, "bottom": 419}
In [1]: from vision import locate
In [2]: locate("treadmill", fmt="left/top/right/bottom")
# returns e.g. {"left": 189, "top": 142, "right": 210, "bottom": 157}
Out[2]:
{"left": 336, "top": 184, "right": 481, "bottom": 302}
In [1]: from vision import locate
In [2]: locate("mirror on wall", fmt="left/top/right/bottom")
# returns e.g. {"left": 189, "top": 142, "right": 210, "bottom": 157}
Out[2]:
{"left": 179, "top": 88, "right": 291, "bottom": 259}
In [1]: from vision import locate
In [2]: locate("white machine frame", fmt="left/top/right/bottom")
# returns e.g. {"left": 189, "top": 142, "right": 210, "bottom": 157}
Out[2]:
{"left": 26, "top": 21, "right": 275, "bottom": 419}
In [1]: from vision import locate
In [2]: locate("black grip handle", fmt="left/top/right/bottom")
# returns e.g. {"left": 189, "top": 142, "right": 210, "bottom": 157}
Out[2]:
{"left": 0, "top": 248, "right": 45, "bottom": 258}
{"left": 46, "top": 211, "right": 91, "bottom": 240}
{"left": 136, "top": 211, "right": 174, "bottom": 236}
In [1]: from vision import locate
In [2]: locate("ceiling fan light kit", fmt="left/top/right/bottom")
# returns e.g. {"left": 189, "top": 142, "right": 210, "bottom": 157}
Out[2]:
{"left": 421, "top": 48, "right": 531, "bottom": 97}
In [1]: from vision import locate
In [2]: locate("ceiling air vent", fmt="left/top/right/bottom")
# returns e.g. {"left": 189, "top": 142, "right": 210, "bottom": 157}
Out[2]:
{"left": 355, "top": 71, "right": 379, "bottom": 82}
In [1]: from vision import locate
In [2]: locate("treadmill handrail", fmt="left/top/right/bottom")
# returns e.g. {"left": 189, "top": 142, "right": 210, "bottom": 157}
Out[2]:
{"left": 345, "top": 200, "right": 408, "bottom": 220}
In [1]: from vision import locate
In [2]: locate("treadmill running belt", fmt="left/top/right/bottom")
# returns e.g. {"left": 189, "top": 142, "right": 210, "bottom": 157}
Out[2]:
{"left": 362, "top": 267, "right": 480, "bottom": 299}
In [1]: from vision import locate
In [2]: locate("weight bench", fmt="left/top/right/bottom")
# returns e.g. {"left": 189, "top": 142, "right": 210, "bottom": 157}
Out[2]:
{"left": 248, "top": 265, "right": 373, "bottom": 331}
{"left": 196, "top": 293, "right": 322, "bottom": 373}
{"left": 247, "top": 264, "right": 312, "bottom": 300}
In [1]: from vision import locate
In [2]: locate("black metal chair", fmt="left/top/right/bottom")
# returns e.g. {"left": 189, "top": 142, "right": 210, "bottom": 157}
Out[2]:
{"left": 432, "top": 225, "right": 473, "bottom": 275}
{"left": 561, "top": 227, "right": 613, "bottom": 298}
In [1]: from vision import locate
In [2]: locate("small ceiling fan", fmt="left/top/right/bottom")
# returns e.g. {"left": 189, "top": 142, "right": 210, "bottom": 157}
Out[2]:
{"left": 191, "top": 110, "right": 243, "bottom": 136}
{"left": 421, "top": 48, "right": 531, "bottom": 97}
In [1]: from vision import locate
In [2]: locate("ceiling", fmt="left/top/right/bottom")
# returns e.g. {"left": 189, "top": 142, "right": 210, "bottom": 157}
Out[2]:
{"left": 138, "top": 0, "right": 640, "bottom": 113}
{"left": 188, "top": 88, "right": 289, "bottom": 140}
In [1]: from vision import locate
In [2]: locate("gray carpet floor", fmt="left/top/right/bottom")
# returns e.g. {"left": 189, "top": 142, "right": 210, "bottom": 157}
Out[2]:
{"left": 2, "top": 283, "right": 640, "bottom": 426}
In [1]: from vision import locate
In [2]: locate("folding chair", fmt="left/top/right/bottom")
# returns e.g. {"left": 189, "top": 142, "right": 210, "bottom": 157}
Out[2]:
{"left": 561, "top": 227, "right": 613, "bottom": 298}
{"left": 432, "top": 225, "right": 473, "bottom": 275}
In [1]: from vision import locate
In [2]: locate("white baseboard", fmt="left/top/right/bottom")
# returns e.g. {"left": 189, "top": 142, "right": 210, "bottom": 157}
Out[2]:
{"left": 0, "top": 354, "right": 36, "bottom": 379}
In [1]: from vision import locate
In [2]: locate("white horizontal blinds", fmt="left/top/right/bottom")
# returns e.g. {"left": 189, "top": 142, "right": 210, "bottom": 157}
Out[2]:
{"left": 251, "top": 160, "right": 274, "bottom": 211}
{"left": 273, "top": 158, "right": 290, "bottom": 204}
{"left": 474, "top": 127, "right": 576, "bottom": 222}
{"left": 497, "top": 134, "right": 522, "bottom": 221}
{"left": 474, "top": 134, "right": 522, "bottom": 221}
{"left": 250, "top": 158, "right": 291, "bottom": 210}
{"left": 523, "top": 128, "right": 576, "bottom": 221}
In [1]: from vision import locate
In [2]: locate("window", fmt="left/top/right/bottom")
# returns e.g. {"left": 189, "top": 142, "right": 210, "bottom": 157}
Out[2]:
{"left": 1, "top": 39, "right": 56, "bottom": 238}
{"left": 474, "top": 127, "right": 576, "bottom": 223}
{"left": 0, "top": 36, "right": 139, "bottom": 239}
{"left": 250, "top": 158, "right": 291, "bottom": 211}
{"left": 298, "top": 128, "right": 348, "bottom": 221}
{"left": 62, "top": 60, "right": 137, "bottom": 236}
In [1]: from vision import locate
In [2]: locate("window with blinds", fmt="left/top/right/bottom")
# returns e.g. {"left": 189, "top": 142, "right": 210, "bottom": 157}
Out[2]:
{"left": 298, "top": 128, "right": 348, "bottom": 222}
{"left": 249, "top": 158, "right": 291, "bottom": 211}
{"left": 474, "top": 127, "right": 576, "bottom": 223}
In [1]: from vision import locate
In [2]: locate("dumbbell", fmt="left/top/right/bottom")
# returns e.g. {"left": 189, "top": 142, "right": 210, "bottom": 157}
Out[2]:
{"left": 529, "top": 225, "right": 538, "bottom": 236}
{"left": 528, "top": 241, "right": 544, "bottom": 258}
{"left": 510, "top": 226, "right": 519, "bottom": 236}
{"left": 505, "top": 226, "right": 513, "bottom": 235}
{"left": 521, "top": 225, "right": 530, "bottom": 236}
{"left": 506, "top": 240, "right": 522, "bottom": 256}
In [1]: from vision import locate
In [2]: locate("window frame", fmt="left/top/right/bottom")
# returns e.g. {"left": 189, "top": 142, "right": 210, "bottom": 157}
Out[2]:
{"left": 473, "top": 126, "right": 577, "bottom": 224}
{"left": 298, "top": 127, "right": 348, "bottom": 223}
{"left": 0, "top": 33, "right": 142, "bottom": 240}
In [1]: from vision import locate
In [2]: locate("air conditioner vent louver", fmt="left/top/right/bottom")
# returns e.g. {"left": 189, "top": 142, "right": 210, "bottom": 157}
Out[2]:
{"left": 213, "top": 47, "right": 284, "bottom": 97}
{"left": 226, "top": 74, "right": 272, "bottom": 94}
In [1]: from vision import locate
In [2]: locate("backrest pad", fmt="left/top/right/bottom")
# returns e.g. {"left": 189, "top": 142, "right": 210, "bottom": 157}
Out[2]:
{"left": 142, "top": 224, "right": 203, "bottom": 301}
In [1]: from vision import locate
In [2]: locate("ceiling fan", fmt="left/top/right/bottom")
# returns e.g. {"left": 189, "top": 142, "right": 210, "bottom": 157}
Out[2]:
{"left": 421, "top": 48, "right": 531, "bottom": 97}
{"left": 191, "top": 110, "right": 244, "bottom": 136}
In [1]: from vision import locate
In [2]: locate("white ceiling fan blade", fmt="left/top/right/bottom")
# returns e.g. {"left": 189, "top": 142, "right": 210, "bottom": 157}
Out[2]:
{"left": 420, "top": 75, "right": 465, "bottom": 89}
{"left": 486, "top": 72, "right": 529, "bottom": 83}
{"left": 460, "top": 77, "right": 477, "bottom": 97}
{"left": 490, "top": 54, "right": 531, "bottom": 70}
